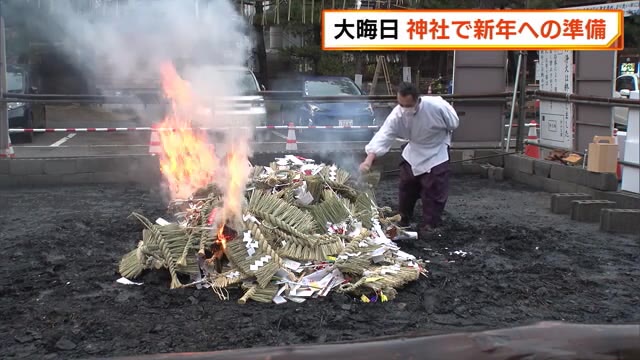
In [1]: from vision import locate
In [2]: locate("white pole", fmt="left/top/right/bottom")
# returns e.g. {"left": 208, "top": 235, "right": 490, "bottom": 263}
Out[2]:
{"left": 505, "top": 53, "right": 522, "bottom": 152}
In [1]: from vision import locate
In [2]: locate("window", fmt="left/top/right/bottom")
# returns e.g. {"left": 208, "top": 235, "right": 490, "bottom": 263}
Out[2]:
{"left": 7, "top": 72, "right": 23, "bottom": 92}
{"left": 615, "top": 76, "right": 635, "bottom": 92}
{"left": 237, "top": 71, "right": 259, "bottom": 94}
{"left": 304, "top": 79, "right": 361, "bottom": 96}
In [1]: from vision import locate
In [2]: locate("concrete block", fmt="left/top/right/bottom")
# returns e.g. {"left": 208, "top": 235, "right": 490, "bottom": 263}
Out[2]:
{"left": 543, "top": 178, "right": 571, "bottom": 193}
{"left": 76, "top": 157, "right": 124, "bottom": 173}
{"left": 511, "top": 171, "right": 545, "bottom": 189}
{"left": 503, "top": 155, "right": 518, "bottom": 179}
{"left": 533, "top": 160, "right": 553, "bottom": 178}
{"left": 449, "top": 150, "right": 464, "bottom": 162}
{"left": 0, "top": 160, "right": 9, "bottom": 175}
{"left": 488, "top": 153, "right": 505, "bottom": 167}
{"left": 451, "top": 163, "right": 485, "bottom": 175}
{"left": 582, "top": 171, "right": 619, "bottom": 191}
{"left": 9, "top": 160, "right": 44, "bottom": 176}
{"left": 570, "top": 200, "right": 617, "bottom": 222}
{"left": 43, "top": 159, "right": 78, "bottom": 175}
{"left": 488, "top": 167, "right": 504, "bottom": 181}
{"left": 472, "top": 150, "right": 504, "bottom": 167}
{"left": 600, "top": 209, "right": 640, "bottom": 234}
{"left": 549, "top": 163, "right": 585, "bottom": 184}
{"left": 595, "top": 191, "right": 640, "bottom": 210}
{"left": 462, "top": 150, "right": 474, "bottom": 161}
{"left": 479, "top": 164, "right": 493, "bottom": 178}
{"left": 550, "top": 193, "right": 593, "bottom": 214}
{"left": 516, "top": 155, "right": 535, "bottom": 174}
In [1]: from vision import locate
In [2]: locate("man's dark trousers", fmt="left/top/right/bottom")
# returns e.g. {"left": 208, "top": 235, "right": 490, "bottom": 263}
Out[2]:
{"left": 398, "top": 158, "right": 451, "bottom": 228}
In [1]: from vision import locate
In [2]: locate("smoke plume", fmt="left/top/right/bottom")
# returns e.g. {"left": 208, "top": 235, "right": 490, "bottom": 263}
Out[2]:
{"left": 37, "top": 0, "right": 255, "bottom": 211}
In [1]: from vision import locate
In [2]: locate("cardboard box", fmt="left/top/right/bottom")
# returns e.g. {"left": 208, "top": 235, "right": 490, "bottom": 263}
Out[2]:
{"left": 587, "top": 136, "right": 618, "bottom": 173}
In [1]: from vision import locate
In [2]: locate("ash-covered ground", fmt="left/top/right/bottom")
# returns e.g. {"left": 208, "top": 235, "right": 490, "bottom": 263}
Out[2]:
{"left": 1, "top": 175, "right": 638, "bottom": 359}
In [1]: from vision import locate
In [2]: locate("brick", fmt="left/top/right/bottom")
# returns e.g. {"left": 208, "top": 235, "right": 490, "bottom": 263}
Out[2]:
{"left": 0, "top": 160, "right": 9, "bottom": 175}
{"left": 582, "top": 171, "right": 619, "bottom": 191}
{"left": 488, "top": 167, "right": 504, "bottom": 181}
{"left": 43, "top": 159, "right": 78, "bottom": 175}
{"left": 9, "top": 160, "right": 44, "bottom": 175}
{"left": 600, "top": 209, "right": 640, "bottom": 234}
{"left": 550, "top": 193, "right": 592, "bottom": 214}
{"left": 549, "top": 163, "right": 585, "bottom": 184}
{"left": 570, "top": 200, "right": 617, "bottom": 222}
{"left": 533, "top": 160, "right": 553, "bottom": 178}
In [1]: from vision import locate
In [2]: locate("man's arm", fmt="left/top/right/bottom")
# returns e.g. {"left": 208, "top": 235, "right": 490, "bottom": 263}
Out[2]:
{"left": 362, "top": 106, "right": 402, "bottom": 166}
{"left": 439, "top": 98, "right": 460, "bottom": 131}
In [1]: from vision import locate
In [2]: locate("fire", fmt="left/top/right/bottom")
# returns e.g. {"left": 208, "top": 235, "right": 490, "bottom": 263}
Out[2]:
{"left": 156, "top": 61, "right": 251, "bottom": 246}
{"left": 217, "top": 225, "right": 227, "bottom": 250}
{"left": 157, "top": 62, "right": 218, "bottom": 200}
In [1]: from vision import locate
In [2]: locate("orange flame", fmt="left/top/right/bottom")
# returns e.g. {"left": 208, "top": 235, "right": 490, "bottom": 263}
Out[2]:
{"left": 156, "top": 61, "right": 251, "bottom": 244}
{"left": 157, "top": 62, "right": 218, "bottom": 200}
{"left": 217, "top": 225, "right": 227, "bottom": 250}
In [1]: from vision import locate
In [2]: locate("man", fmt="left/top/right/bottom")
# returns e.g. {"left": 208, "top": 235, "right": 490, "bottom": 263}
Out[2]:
{"left": 359, "top": 82, "right": 459, "bottom": 232}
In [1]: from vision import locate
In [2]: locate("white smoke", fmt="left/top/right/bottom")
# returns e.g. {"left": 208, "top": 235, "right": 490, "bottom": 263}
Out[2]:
{"left": 38, "top": 0, "right": 255, "bottom": 211}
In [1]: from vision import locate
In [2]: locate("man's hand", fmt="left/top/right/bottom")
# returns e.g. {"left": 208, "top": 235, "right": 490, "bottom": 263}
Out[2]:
{"left": 359, "top": 161, "right": 372, "bottom": 173}
{"left": 359, "top": 153, "right": 376, "bottom": 173}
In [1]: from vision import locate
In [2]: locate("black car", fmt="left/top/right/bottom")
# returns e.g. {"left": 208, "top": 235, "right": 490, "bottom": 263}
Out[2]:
{"left": 8, "top": 65, "right": 46, "bottom": 143}
{"left": 296, "top": 76, "right": 375, "bottom": 129}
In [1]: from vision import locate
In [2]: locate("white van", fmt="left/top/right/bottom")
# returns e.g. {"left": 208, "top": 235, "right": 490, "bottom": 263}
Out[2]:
{"left": 613, "top": 73, "right": 639, "bottom": 130}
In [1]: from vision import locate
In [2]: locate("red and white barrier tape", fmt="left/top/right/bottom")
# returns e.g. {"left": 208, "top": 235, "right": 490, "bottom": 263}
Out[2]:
{"left": 9, "top": 125, "right": 380, "bottom": 133}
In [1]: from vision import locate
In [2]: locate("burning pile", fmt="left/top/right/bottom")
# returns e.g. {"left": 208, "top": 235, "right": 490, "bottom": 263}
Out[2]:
{"left": 117, "top": 62, "right": 424, "bottom": 303}
{"left": 118, "top": 156, "right": 425, "bottom": 304}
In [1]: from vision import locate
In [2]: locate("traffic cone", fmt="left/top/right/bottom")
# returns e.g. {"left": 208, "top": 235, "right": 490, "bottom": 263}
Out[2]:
{"left": 524, "top": 120, "right": 540, "bottom": 159}
{"left": 148, "top": 125, "right": 162, "bottom": 155}
{"left": 286, "top": 122, "right": 297, "bottom": 151}
{"left": 0, "top": 133, "right": 15, "bottom": 158}
{"left": 614, "top": 128, "right": 621, "bottom": 181}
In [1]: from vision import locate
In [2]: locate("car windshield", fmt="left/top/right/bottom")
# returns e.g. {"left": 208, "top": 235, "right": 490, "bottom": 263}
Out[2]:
{"left": 7, "top": 72, "right": 24, "bottom": 92}
{"left": 235, "top": 71, "right": 259, "bottom": 94}
{"left": 304, "top": 79, "right": 361, "bottom": 96}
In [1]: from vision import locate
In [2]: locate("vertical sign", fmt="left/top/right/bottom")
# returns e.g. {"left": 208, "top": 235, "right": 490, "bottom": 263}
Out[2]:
{"left": 538, "top": 50, "right": 574, "bottom": 150}
{"left": 402, "top": 67, "right": 411, "bottom": 83}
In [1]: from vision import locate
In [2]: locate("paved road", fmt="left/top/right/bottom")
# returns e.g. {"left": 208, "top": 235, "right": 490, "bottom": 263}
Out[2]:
{"left": 10, "top": 105, "right": 403, "bottom": 158}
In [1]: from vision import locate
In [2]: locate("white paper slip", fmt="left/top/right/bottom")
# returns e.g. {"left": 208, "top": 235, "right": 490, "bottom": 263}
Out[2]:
{"left": 285, "top": 155, "right": 305, "bottom": 166}
{"left": 394, "top": 231, "right": 418, "bottom": 241}
{"left": 283, "top": 259, "right": 301, "bottom": 271}
{"left": 116, "top": 277, "right": 143, "bottom": 286}
{"left": 286, "top": 296, "right": 306, "bottom": 303}
{"left": 155, "top": 218, "right": 171, "bottom": 226}
{"left": 273, "top": 296, "right": 287, "bottom": 304}
{"left": 291, "top": 289, "right": 315, "bottom": 297}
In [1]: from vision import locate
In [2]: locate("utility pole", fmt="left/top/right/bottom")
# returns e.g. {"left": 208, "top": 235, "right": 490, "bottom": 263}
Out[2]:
{"left": 0, "top": 0, "right": 9, "bottom": 157}
{"left": 515, "top": 0, "right": 530, "bottom": 153}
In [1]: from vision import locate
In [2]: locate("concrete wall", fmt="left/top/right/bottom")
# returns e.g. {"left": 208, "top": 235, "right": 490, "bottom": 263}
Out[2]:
{"left": 0, "top": 150, "right": 494, "bottom": 188}
{"left": 504, "top": 154, "right": 640, "bottom": 209}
